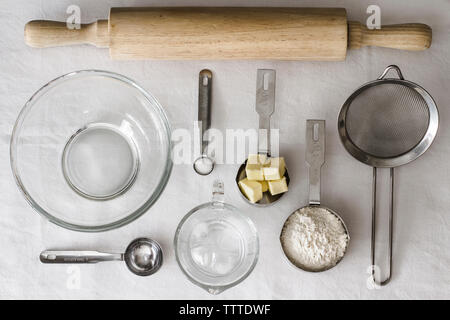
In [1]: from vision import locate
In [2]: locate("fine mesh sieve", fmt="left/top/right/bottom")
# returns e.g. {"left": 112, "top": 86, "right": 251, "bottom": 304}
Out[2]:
{"left": 345, "top": 83, "right": 430, "bottom": 158}
{"left": 338, "top": 65, "right": 438, "bottom": 285}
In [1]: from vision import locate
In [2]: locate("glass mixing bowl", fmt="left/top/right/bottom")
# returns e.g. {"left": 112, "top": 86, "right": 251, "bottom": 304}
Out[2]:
{"left": 10, "top": 70, "right": 172, "bottom": 232}
{"left": 174, "top": 181, "right": 259, "bottom": 294}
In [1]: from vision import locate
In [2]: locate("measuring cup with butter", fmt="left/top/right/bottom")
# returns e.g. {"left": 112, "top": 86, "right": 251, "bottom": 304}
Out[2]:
{"left": 236, "top": 69, "right": 290, "bottom": 206}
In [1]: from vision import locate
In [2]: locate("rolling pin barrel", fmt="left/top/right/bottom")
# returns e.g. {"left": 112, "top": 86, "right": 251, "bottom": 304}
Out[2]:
{"left": 24, "top": 7, "right": 432, "bottom": 60}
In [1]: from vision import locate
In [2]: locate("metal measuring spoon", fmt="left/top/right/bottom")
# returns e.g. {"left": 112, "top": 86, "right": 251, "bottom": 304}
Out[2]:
{"left": 40, "top": 238, "right": 163, "bottom": 276}
{"left": 193, "top": 69, "right": 214, "bottom": 175}
{"left": 236, "top": 69, "right": 290, "bottom": 206}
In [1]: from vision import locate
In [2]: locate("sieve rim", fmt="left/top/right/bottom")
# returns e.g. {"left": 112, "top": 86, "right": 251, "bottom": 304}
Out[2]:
{"left": 338, "top": 78, "right": 439, "bottom": 168}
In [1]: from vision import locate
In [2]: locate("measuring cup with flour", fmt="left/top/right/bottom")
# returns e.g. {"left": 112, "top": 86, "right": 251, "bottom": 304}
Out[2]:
{"left": 280, "top": 120, "right": 349, "bottom": 272}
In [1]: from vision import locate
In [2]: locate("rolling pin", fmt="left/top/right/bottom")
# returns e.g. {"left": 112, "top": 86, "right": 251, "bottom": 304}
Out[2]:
{"left": 24, "top": 7, "right": 432, "bottom": 60}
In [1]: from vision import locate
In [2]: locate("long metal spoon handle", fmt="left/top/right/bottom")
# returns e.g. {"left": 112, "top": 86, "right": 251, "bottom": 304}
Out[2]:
{"left": 306, "top": 120, "right": 325, "bottom": 206}
{"left": 371, "top": 167, "right": 394, "bottom": 286}
{"left": 40, "top": 251, "right": 124, "bottom": 264}
{"left": 198, "top": 69, "right": 212, "bottom": 155}
{"left": 256, "top": 69, "right": 275, "bottom": 156}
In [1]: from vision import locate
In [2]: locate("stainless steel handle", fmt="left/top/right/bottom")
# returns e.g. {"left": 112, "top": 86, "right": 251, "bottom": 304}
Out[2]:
{"left": 306, "top": 120, "right": 325, "bottom": 206}
{"left": 378, "top": 65, "right": 404, "bottom": 80}
{"left": 256, "top": 69, "right": 275, "bottom": 156}
{"left": 198, "top": 69, "right": 212, "bottom": 156}
{"left": 371, "top": 167, "right": 394, "bottom": 286}
{"left": 40, "top": 251, "right": 124, "bottom": 264}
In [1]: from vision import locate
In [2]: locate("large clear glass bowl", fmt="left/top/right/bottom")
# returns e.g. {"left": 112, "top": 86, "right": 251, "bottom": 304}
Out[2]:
{"left": 174, "top": 182, "right": 259, "bottom": 294}
{"left": 10, "top": 70, "right": 172, "bottom": 232}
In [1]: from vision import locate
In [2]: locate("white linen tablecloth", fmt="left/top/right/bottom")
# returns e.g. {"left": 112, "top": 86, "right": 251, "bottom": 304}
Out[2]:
{"left": 0, "top": 0, "right": 449, "bottom": 299}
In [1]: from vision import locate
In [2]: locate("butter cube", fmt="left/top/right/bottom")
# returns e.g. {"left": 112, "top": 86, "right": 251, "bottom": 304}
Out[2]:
{"left": 238, "top": 178, "right": 263, "bottom": 203}
{"left": 247, "top": 154, "right": 269, "bottom": 166}
{"left": 263, "top": 157, "right": 286, "bottom": 180}
{"left": 268, "top": 177, "right": 288, "bottom": 196}
{"left": 260, "top": 180, "right": 269, "bottom": 193}
{"left": 245, "top": 160, "right": 264, "bottom": 181}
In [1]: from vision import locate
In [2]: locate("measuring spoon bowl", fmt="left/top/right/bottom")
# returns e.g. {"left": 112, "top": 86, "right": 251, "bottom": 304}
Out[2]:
{"left": 193, "top": 155, "right": 215, "bottom": 176}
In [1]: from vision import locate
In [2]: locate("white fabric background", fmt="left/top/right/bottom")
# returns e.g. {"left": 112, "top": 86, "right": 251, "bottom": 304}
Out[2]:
{"left": 0, "top": 0, "right": 449, "bottom": 299}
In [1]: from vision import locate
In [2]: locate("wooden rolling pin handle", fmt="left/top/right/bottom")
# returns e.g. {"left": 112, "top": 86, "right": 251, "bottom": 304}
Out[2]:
{"left": 348, "top": 21, "right": 432, "bottom": 51}
{"left": 24, "top": 20, "right": 109, "bottom": 48}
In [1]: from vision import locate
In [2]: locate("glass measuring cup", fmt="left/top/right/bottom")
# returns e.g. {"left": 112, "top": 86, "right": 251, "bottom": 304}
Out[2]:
{"left": 174, "top": 180, "right": 259, "bottom": 294}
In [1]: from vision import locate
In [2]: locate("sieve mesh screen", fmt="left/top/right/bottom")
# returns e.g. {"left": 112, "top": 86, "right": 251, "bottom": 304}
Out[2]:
{"left": 345, "top": 83, "right": 430, "bottom": 158}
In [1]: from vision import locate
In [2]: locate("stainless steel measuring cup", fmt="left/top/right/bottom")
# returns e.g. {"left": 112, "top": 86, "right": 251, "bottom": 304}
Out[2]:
{"left": 236, "top": 69, "right": 290, "bottom": 206}
{"left": 280, "top": 120, "right": 349, "bottom": 272}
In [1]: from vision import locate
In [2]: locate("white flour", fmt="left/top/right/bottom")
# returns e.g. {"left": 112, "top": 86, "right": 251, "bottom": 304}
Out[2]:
{"left": 281, "top": 207, "right": 349, "bottom": 271}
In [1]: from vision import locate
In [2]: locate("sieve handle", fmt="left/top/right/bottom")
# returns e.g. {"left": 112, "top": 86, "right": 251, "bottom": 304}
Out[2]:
{"left": 256, "top": 69, "right": 275, "bottom": 156}
{"left": 371, "top": 167, "right": 394, "bottom": 286}
{"left": 378, "top": 65, "right": 404, "bottom": 80}
{"left": 306, "top": 120, "right": 325, "bottom": 206}
{"left": 198, "top": 69, "right": 212, "bottom": 156}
